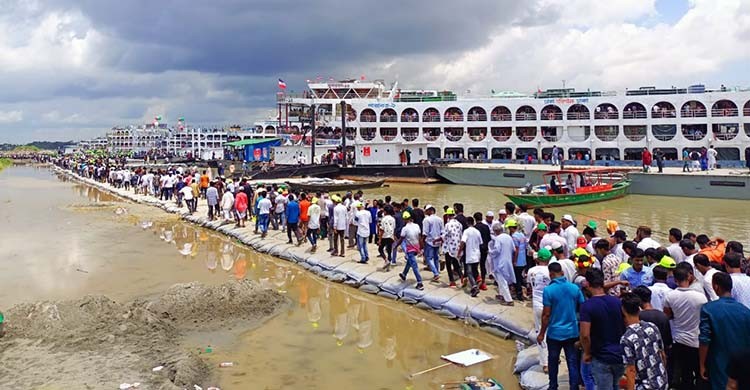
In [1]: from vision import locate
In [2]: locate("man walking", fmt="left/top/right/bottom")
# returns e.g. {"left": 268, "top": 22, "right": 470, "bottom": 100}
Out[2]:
{"left": 257, "top": 191, "right": 272, "bottom": 237}
{"left": 441, "top": 208, "right": 464, "bottom": 288}
{"left": 422, "top": 205, "right": 443, "bottom": 282}
{"left": 396, "top": 211, "right": 423, "bottom": 290}
{"left": 580, "top": 268, "right": 625, "bottom": 389}
{"left": 354, "top": 201, "right": 371, "bottom": 263}
{"left": 458, "top": 217, "right": 483, "bottom": 297}
{"left": 306, "top": 197, "right": 321, "bottom": 252}
{"left": 331, "top": 195, "right": 347, "bottom": 257}
{"left": 538, "top": 262, "right": 584, "bottom": 390}
{"left": 488, "top": 223, "right": 515, "bottom": 305}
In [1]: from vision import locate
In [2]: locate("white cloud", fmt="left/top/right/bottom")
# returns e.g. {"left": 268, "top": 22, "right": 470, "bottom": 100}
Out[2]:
{"left": 0, "top": 110, "right": 23, "bottom": 123}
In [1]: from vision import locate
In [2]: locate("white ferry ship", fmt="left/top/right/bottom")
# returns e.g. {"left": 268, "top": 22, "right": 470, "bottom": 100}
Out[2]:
{"left": 268, "top": 79, "right": 750, "bottom": 166}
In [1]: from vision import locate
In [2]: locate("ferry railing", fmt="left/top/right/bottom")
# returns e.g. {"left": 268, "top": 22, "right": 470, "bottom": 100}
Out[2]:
{"left": 490, "top": 113, "right": 512, "bottom": 121}
{"left": 492, "top": 135, "right": 511, "bottom": 141}
{"left": 541, "top": 112, "right": 563, "bottom": 120}
{"left": 445, "top": 131, "right": 464, "bottom": 142}
{"left": 744, "top": 108, "right": 750, "bottom": 116}
{"left": 711, "top": 108, "right": 738, "bottom": 117}
{"left": 400, "top": 115, "right": 420, "bottom": 122}
{"left": 468, "top": 135, "right": 486, "bottom": 142}
{"left": 518, "top": 134, "right": 537, "bottom": 142}
{"left": 623, "top": 111, "right": 648, "bottom": 119}
{"left": 713, "top": 131, "right": 738, "bottom": 141}
{"left": 423, "top": 135, "right": 440, "bottom": 142}
{"left": 381, "top": 134, "right": 397, "bottom": 141}
{"left": 401, "top": 133, "right": 419, "bottom": 142}
{"left": 681, "top": 109, "right": 707, "bottom": 118}
{"left": 595, "top": 132, "right": 618, "bottom": 142}
{"left": 624, "top": 131, "right": 647, "bottom": 141}
{"left": 566, "top": 112, "right": 590, "bottom": 120}
{"left": 543, "top": 134, "right": 560, "bottom": 141}
{"left": 516, "top": 113, "right": 537, "bottom": 121}
{"left": 682, "top": 131, "right": 706, "bottom": 141}
{"left": 444, "top": 114, "right": 464, "bottom": 122}
{"left": 651, "top": 110, "right": 676, "bottom": 118}
{"left": 594, "top": 112, "right": 618, "bottom": 119}
{"left": 380, "top": 115, "right": 397, "bottom": 122}
{"left": 423, "top": 114, "right": 441, "bottom": 122}
{"left": 360, "top": 131, "right": 376, "bottom": 141}
{"left": 467, "top": 113, "right": 487, "bottom": 121}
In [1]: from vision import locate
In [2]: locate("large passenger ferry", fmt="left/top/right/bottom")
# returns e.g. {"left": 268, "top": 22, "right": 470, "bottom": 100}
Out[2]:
{"left": 266, "top": 79, "right": 750, "bottom": 166}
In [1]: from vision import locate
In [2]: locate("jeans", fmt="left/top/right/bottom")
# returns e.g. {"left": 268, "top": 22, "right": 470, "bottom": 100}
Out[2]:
{"left": 348, "top": 225, "right": 357, "bottom": 247}
{"left": 379, "top": 238, "right": 394, "bottom": 264}
{"left": 424, "top": 244, "right": 440, "bottom": 276}
{"left": 270, "top": 211, "right": 279, "bottom": 230}
{"left": 581, "top": 359, "right": 595, "bottom": 390}
{"left": 307, "top": 228, "right": 319, "bottom": 247}
{"left": 391, "top": 240, "right": 407, "bottom": 265}
{"left": 402, "top": 251, "right": 422, "bottom": 283}
{"left": 357, "top": 235, "right": 369, "bottom": 262}
{"left": 513, "top": 265, "right": 526, "bottom": 299}
{"left": 464, "top": 262, "right": 479, "bottom": 289}
{"left": 672, "top": 342, "right": 707, "bottom": 390}
{"left": 445, "top": 254, "right": 463, "bottom": 283}
{"left": 287, "top": 222, "right": 300, "bottom": 243}
{"left": 333, "top": 229, "right": 345, "bottom": 255}
{"left": 590, "top": 358, "right": 625, "bottom": 390}
{"left": 547, "top": 337, "right": 581, "bottom": 390}
{"left": 258, "top": 214, "right": 269, "bottom": 233}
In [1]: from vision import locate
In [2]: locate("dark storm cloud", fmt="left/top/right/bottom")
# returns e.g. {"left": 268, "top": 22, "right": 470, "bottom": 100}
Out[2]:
{"left": 69, "top": 0, "right": 540, "bottom": 75}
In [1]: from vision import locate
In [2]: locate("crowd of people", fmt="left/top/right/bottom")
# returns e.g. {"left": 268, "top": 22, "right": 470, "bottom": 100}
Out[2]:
{"left": 53, "top": 153, "right": 750, "bottom": 390}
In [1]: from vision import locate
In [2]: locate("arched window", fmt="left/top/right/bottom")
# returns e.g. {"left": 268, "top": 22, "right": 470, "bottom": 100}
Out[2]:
{"left": 681, "top": 101, "right": 706, "bottom": 118}
{"left": 490, "top": 106, "right": 511, "bottom": 121}
{"left": 594, "top": 103, "right": 618, "bottom": 119}
{"left": 711, "top": 100, "right": 738, "bottom": 117}
{"left": 444, "top": 107, "right": 464, "bottom": 122}
{"left": 623, "top": 102, "right": 647, "bottom": 119}
{"left": 401, "top": 108, "right": 419, "bottom": 122}
{"left": 566, "top": 104, "right": 590, "bottom": 120}
{"left": 467, "top": 127, "right": 486, "bottom": 142}
{"left": 445, "top": 127, "right": 464, "bottom": 141}
{"left": 423, "top": 108, "right": 440, "bottom": 122}
{"left": 467, "top": 107, "right": 487, "bottom": 121}
{"left": 491, "top": 127, "right": 511, "bottom": 141}
{"left": 423, "top": 127, "right": 441, "bottom": 141}
{"left": 541, "top": 105, "right": 563, "bottom": 120}
{"left": 401, "top": 128, "right": 419, "bottom": 142}
{"left": 651, "top": 102, "right": 676, "bottom": 118}
{"left": 380, "top": 108, "right": 397, "bottom": 122}
{"left": 516, "top": 127, "right": 537, "bottom": 141}
{"left": 360, "top": 127, "right": 376, "bottom": 141}
{"left": 516, "top": 106, "right": 537, "bottom": 121}
{"left": 360, "top": 108, "right": 376, "bottom": 122}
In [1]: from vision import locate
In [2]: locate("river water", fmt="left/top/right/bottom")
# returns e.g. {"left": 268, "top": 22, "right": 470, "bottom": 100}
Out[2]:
{"left": 0, "top": 165, "right": 517, "bottom": 390}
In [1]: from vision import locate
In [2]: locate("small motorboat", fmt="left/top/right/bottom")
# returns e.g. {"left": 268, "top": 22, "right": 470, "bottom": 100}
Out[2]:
{"left": 285, "top": 178, "right": 385, "bottom": 193}
{"left": 505, "top": 168, "right": 630, "bottom": 208}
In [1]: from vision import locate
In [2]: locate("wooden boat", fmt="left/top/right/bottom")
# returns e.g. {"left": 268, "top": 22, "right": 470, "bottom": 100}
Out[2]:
{"left": 504, "top": 168, "right": 630, "bottom": 208}
{"left": 286, "top": 178, "right": 385, "bottom": 193}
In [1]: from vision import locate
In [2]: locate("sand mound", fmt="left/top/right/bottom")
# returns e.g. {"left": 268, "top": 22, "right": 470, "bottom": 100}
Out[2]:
{"left": 0, "top": 280, "right": 287, "bottom": 389}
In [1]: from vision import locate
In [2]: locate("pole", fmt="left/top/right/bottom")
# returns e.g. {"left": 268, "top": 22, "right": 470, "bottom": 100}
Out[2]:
{"left": 310, "top": 104, "right": 316, "bottom": 165}
{"left": 340, "top": 100, "right": 347, "bottom": 167}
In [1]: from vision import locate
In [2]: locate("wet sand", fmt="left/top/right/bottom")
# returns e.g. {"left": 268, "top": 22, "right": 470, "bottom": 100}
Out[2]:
{"left": 0, "top": 166, "right": 521, "bottom": 389}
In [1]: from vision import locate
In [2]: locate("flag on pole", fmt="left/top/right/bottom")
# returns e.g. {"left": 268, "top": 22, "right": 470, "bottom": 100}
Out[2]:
{"left": 278, "top": 78, "right": 287, "bottom": 89}
{"left": 360, "top": 75, "right": 365, "bottom": 81}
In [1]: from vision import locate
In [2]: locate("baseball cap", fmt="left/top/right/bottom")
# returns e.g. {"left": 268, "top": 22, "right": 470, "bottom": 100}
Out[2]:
{"left": 486, "top": 211, "right": 494, "bottom": 217}
{"left": 587, "top": 220, "right": 598, "bottom": 230}
{"left": 499, "top": 209, "right": 507, "bottom": 215}
{"left": 425, "top": 204, "right": 435, "bottom": 211}
{"left": 537, "top": 248, "right": 552, "bottom": 261}
{"left": 616, "top": 262, "right": 632, "bottom": 275}
{"left": 562, "top": 214, "right": 575, "bottom": 223}
{"left": 551, "top": 241, "right": 563, "bottom": 250}
{"left": 537, "top": 222, "right": 548, "bottom": 231}
{"left": 332, "top": 195, "right": 341, "bottom": 202}
{"left": 355, "top": 201, "right": 364, "bottom": 208}
{"left": 572, "top": 247, "right": 589, "bottom": 259}
{"left": 402, "top": 211, "right": 412, "bottom": 219}
{"left": 576, "top": 236, "right": 587, "bottom": 248}
{"left": 658, "top": 256, "right": 677, "bottom": 269}
{"left": 505, "top": 219, "right": 518, "bottom": 228}
{"left": 445, "top": 207, "right": 455, "bottom": 215}
{"left": 278, "top": 188, "right": 283, "bottom": 193}
{"left": 311, "top": 197, "right": 319, "bottom": 203}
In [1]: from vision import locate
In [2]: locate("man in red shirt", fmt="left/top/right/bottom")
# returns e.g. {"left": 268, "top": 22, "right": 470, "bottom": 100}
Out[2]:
{"left": 299, "top": 193, "right": 311, "bottom": 242}
{"left": 642, "top": 148, "right": 652, "bottom": 173}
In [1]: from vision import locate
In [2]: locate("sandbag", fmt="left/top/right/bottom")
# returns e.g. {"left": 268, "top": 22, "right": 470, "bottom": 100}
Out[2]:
{"left": 358, "top": 284, "right": 380, "bottom": 294}
{"left": 519, "top": 365, "right": 548, "bottom": 390}
{"left": 514, "top": 347, "right": 540, "bottom": 373}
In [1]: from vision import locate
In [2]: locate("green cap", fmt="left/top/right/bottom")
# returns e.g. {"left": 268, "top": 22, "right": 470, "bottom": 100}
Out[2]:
{"left": 0, "top": 311, "right": 4, "bottom": 324}
{"left": 537, "top": 248, "right": 552, "bottom": 261}
{"left": 537, "top": 222, "right": 548, "bottom": 231}
{"left": 587, "top": 220, "right": 598, "bottom": 230}
{"left": 658, "top": 256, "right": 677, "bottom": 269}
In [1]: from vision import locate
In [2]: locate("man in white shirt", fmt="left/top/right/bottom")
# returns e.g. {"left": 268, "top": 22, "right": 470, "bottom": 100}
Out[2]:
{"left": 549, "top": 241, "right": 577, "bottom": 282}
{"left": 517, "top": 205, "right": 536, "bottom": 240}
{"left": 257, "top": 191, "right": 273, "bottom": 238}
{"left": 693, "top": 254, "right": 719, "bottom": 301}
{"left": 306, "top": 197, "right": 321, "bottom": 252}
{"left": 354, "top": 202, "right": 371, "bottom": 263}
{"left": 527, "top": 248, "right": 552, "bottom": 370}
{"left": 180, "top": 184, "right": 195, "bottom": 215}
{"left": 379, "top": 206, "right": 396, "bottom": 269}
{"left": 421, "top": 205, "right": 444, "bottom": 281}
{"left": 396, "top": 211, "right": 424, "bottom": 290}
{"left": 648, "top": 265, "right": 672, "bottom": 311}
{"left": 663, "top": 266, "right": 708, "bottom": 388}
{"left": 560, "top": 214, "right": 579, "bottom": 252}
{"left": 667, "top": 228, "right": 686, "bottom": 263}
{"left": 636, "top": 226, "right": 660, "bottom": 250}
{"left": 332, "top": 196, "right": 348, "bottom": 257}
{"left": 274, "top": 191, "right": 288, "bottom": 232}
{"left": 488, "top": 223, "right": 516, "bottom": 305}
{"left": 539, "top": 221, "right": 569, "bottom": 257}
{"left": 725, "top": 253, "right": 750, "bottom": 309}
{"left": 458, "top": 216, "right": 483, "bottom": 297}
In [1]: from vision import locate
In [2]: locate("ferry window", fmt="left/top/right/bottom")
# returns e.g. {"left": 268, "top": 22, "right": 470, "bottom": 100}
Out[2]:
{"left": 419, "top": 148, "right": 423, "bottom": 156}
{"left": 716, "top": 148, "right": 739, "bottom": 160}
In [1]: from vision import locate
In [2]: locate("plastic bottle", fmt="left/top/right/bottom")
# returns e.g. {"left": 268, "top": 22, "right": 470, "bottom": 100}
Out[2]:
{"left": 219, "top": 362, "right": 234, "bottom": 368}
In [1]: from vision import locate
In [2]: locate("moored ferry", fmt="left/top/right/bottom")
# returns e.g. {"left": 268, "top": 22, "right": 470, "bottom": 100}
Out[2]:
{"left": 268, "top": 79, "right": 750, "bottom": 166}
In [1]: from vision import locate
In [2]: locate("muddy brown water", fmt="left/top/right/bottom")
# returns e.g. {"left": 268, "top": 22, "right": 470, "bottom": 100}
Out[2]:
{"left": 0, "top": 166, "right": 518, "bottom": 389}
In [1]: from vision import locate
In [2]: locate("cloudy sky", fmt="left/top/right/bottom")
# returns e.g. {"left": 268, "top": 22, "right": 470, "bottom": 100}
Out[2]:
{"left": 0, "top": 0, "right": 748, "bottom": 143}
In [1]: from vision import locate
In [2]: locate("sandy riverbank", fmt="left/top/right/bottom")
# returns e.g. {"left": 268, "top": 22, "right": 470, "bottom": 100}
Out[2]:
{"left": 0, "top": 280, "right": 288, "bottom": 389}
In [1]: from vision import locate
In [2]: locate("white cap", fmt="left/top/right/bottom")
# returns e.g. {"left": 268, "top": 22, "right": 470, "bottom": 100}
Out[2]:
{"left": 562, "top": 214, "right": 575, "bottom": 223}
{"left": 499, "top": 209, "right": 507, "bottom": 215}
{"left": 486, "top": 211, "right": 494, "bottom": 217}
{"left": 425, "top": 204, "right": 435, "bottom": 211}
{"left": 551, "top": 241, "right": 563, "bottom": 250}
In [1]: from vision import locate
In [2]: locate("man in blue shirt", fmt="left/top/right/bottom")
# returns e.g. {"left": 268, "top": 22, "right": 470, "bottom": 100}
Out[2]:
{"left": 620, "top": 249, "right": 653, "bottom": 288}
{"left": 285, "top": 195, "right": 301, "bottom": 245}
{"left": 538, "top": 262, "right": 585, "bottom": 390}
{"left": 699, "top": 272, "right": 750, "bottom": 390}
